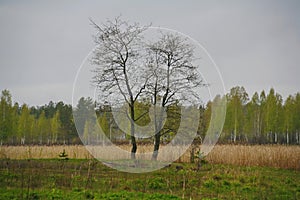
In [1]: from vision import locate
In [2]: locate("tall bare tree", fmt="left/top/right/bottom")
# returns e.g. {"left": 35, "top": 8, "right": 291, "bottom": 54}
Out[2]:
{"left": 91, "top": 17, "right": 149, "bottom": 159}
{"left": 146, "top": 33, "right": 205, "bottom": 160}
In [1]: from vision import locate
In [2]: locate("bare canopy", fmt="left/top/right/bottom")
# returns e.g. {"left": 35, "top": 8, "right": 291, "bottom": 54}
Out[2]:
{"left": 91, "top": 17, "right": 150, "bottom": 159}
{"left": 146, "top": 33, "right": 205, "bottom": 160}
{"left": 91, "top": 17, "right": 205, "bottom": 160}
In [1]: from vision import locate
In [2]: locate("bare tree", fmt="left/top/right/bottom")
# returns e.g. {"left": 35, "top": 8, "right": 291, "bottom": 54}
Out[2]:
{"left": 90, "top": 17, "right": 149, "bottom": 159}
{"left": 90, "top": 18, "right": 205, "bottom": 160}
{"left": 146, "top": 33, "right": 205, "bottom": 160}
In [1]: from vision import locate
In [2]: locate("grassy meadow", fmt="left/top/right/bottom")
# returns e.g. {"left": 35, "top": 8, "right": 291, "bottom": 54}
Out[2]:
{"left": 0, "top": 144, "right": 299, "bottom": 199}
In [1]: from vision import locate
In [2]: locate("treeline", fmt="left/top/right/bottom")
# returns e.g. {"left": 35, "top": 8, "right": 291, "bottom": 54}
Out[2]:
{"left": 0, "top": 90, "right": 77, "bottom": 145}
{"left": 219, "top": 86, "right": 300, "bottom": 144}
{"left": 0, "top": 87, "right": 299, "bottom": 145}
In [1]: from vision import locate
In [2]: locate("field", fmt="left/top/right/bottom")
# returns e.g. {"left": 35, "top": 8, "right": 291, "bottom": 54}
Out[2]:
{"left": 1, "top": 144, "right": 299, "bottom": 169}
{"left": 0, "top": 145, "right": 299, "bottom": 199}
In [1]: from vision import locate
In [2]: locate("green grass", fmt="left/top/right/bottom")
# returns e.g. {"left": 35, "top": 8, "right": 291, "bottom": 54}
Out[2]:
{"left": 0, "top": 159, "right": 299, "bottom": 199}
{"left": 0, "top": 189, "right": 180, "bottom": 200}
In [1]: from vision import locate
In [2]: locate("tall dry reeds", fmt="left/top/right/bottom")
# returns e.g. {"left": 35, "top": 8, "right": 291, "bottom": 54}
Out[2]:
{"left": 0, "top": 144, "right": 299, "bottom": 169}
{"left": 205, "top": 145, "right": 300, "bottom": 170}
{"left": 0, "top": 145, "right": 92, "bottom": 160}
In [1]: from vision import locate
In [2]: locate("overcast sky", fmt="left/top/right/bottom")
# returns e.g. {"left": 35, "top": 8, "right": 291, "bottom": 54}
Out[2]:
{"left": 0, "top": 0, "right": 300, "bottom": 106}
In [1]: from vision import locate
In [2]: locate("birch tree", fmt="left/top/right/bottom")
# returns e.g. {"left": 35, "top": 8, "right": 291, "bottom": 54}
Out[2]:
{"left": 18, "top": 104, "right": 31, "bottom": 144}
{"left": 51, "top": 111, "right": 61, "bottom": 144}
{"left": 225, "top": 86, "right": 248, "bottom": 143}
{"left": 264, "top": 88, "right": 283, "bottom": 143}
{"left": 0, "top": 90, "right": 13, "bottom": 144}
{"left": 244, "top": 92, "right": 261, "bottom": 143}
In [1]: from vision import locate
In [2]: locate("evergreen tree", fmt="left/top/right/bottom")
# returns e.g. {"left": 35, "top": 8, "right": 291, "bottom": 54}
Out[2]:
{"left": 73, "top": 97, "right": 96, "bottom": 144}
{"left": 56, "top": 101, "right": 77, "bottom": 144}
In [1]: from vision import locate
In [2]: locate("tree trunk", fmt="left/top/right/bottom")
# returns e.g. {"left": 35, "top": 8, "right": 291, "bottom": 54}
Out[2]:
{"left": 130, "top": 105, "right": 137, "bottom": 159}
{"left": 152, "top": 107, "right": 164, "bottom": 160}
{"left": 152, "top": 134, "right": 160, "bottom": 160}
{"left": 21, "top": 137, "right": 25, "bottom": 145}
{"left": 130, "top": 135, "right": 137, "bottom": 159}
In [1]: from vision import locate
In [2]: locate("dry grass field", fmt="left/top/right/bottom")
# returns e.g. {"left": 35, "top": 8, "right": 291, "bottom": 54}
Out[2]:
{"left": 0, "top": 144, "right": 299, "bottom": 170}
{"left": 205, "top": 145, "right": 300, "bottom": 170}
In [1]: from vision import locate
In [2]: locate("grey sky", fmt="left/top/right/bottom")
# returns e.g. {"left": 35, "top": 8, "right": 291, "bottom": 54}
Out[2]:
{"left": 0, "top": 0, "right": 299, "bottom": 106}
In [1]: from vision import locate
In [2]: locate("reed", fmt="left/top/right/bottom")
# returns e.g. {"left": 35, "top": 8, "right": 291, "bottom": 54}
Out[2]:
{"left": 205, "top": 144, "right": 300, "bottom": 170}
{"left": 0, "top": 144, "right": 299, "bottom": 169}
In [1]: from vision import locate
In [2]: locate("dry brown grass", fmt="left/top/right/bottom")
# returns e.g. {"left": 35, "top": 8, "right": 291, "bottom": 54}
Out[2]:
{"left": 0, "top": 145, "right": 92, "bottom": 160}
{"left": 205, "top": 145, "right": 300, "bottom": 170}
{"left": 0, "top": 144, "right": 299, "bottom": 169}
